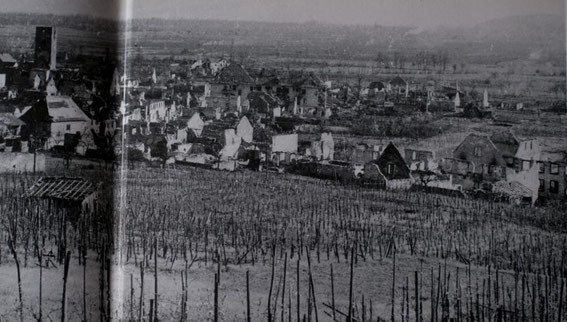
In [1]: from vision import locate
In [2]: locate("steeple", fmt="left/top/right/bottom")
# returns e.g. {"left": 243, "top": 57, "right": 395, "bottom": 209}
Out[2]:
{"left": 454, "top": 81, "right": 461, "bottom": 110}
{"left": 454, "top": 91, "right": 461, "bottom": 109}
{"left": 110, "top": 68, "right": 120, "bottom": 97}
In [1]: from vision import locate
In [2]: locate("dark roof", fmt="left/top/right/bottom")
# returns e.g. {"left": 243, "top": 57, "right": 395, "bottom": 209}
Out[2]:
{"left": 368, "top": 81, "right": 385, "bottom": 90}
{"left": 0, "top": 113, "right": 25, "bottom": 126}
{"left": 214, "top": 63, "right": 254, "bottom": 84}
{"left": 143, "top": 133, "right": 167, "bottom": 146}
{"left": 19, "top": 97, "right": 52, "bottom": 124}
{"left": 145, "top": 87, "right": 164, "bottom": 100}
{"left": 389, "top": 76, "right": 407, "bottom": 87}
{"left": 191, "top": 85, "right": 206, "bottom": 94}
{"left": 373, "top": 142, "right": 411, "bottom": 180}
{"left": 250, "top": 68, "right": 280, "bottom": 86}
{"left": 248, "top": 91, "right": 281, "bottom": 114}
{"left": 10, "top": 90, "right": 46, "bottom": 107}
{"left": 168, "top": 119, "right": 188, "bottom": 129}
{"left": 180, "top": 107, "right": 200, "bottom": 118}
{"left": 57, "top": 79, "right": 80, "bottom": 96}
{"left": 165, "top": 120, "right": 188, "bottom": 134}
{"left": 200, "top": 125, "right": 224, "bottom": 140}
{"left": 26, "top": 177, "right": 95, "bottom": 202}
{"left": 200, "top": 108, "right": 217, "bottom": 120}
{"left": 127, "top": 120, "right": 147, "bottom": 128}
{"left": 165, "top": 126, "right": 177, "bottom": 135}
{"left": 490, "top": 131, "right": 519, "bottom": 158}
{"left": 283, "top": 71, "right": 322, "bottom": 88}
{"left": 201, "top": 117, "right": 239, "bottom": 140}
{"left": 463, "top": 103, "right": 492, "bottom": 119}
{"left": 440, "top": 86, "right": 464, "bottom": 99}
{"left": 172, "top": 83, "right": 192, "bottom": 93}
{"left": 0, "top": 101, "right": 18, "bottom": 114}
{"left": 255, "top": 76, "right": 280, "bottom": 87}
{"left": 126, "top": 133, "right": 147, "bottom": 144}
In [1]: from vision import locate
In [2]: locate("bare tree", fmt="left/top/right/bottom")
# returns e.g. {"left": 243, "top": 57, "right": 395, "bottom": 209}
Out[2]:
{"left": 2, "top": 200, "right": 25, "bottom": 322}
{"left": 414, "top": 170, "right": 438, "bottom": 188}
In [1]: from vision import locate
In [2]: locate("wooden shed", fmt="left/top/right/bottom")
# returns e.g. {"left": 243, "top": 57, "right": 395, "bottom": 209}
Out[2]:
{"left": 25, "top": 176, "right": 97, "bottom": 219}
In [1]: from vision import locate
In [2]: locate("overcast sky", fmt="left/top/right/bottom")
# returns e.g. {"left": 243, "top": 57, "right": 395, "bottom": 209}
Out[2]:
{"left": 1, "top": 0, "right": 564, "bottom": 27}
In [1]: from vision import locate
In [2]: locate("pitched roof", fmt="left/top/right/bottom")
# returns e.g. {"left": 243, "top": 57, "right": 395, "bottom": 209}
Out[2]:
{"left": 368, "top": 81, "right": 385, "bottom": 90}
{"left": 283, "top": 71, "right": 322, "bottom": 88}
{"left": 211, "top": 57, "right": 227, "bottom": 63}
{"left": 145, "top": 87, "right": 164, "bottom": 99}
{"left": 389, "top": 76, "right": 407, "bottom": 87}
{"left": 374, "top": 142, "right": 411, "bottom": 180}
{"left": 540, "top": 150, "right": 567, "bottom": 163}
{"left": 486, "top": 131, "right": 520, "bottom": 159}
{"left": 250, "top": 68, "right": 280, "bottom": 86}
{"left": 26, "top": 177, "right": 96, "bottom": 202}
{"left": 455, "top": 133, "right": 500, "bottom": 155}
{"left": 201, "top": 117, "right": 239, "bottom": 140}
{"left": 45, "top": 96, "right": 91, "bottom": 122}
{"left": 493, "top": 181, "right": 532, "bottom": 198}
{"left": 405, "top": 132, "right": 471, "bottom": 156}
{"left": 440, "top": 86, "right": 465, "bottom": 98}
{"left": 0, "top": 113, "right": 25, "bottom": 127}
{"left": 0, "top": 53, "right": 16, "bottom": 64}
{"left": 214, "top": 63, "right": 254, "bottom": 84}
{"left": 143, "top": 133, "right": 167, "bottom": 146}
{"left": 19, "top": 97, "right": 52, "bottom": 124}
{"left": 248, "top": 91, "right": 282, "bottom": 114}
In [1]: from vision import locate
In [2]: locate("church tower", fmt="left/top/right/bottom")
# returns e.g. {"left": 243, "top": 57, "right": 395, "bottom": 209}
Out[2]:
{"left": 35, "top": 26, "right": 57, "bottom": 70}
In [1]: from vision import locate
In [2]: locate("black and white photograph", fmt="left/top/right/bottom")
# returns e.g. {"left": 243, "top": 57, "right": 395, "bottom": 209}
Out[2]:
{"left": 0, "top": 0, "right": 566, "bottom": 321}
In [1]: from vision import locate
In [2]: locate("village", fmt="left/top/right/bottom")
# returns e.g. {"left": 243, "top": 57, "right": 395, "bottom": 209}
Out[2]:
{"left": 0, "top": 25, "right": 566, "bottom": 206}
{"left": 0, "top": 3, "right": 566, "bottom": 319}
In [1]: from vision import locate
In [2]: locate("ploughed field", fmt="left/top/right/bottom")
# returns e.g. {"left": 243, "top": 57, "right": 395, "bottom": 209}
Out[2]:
{"left": 116, "top": 166, "right": 567, "bottom": 321}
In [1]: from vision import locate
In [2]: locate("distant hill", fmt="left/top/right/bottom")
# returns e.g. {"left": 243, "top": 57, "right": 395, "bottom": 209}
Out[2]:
{"left": 464, "top": 14, "right": 564, "bottom": 63}
{"left": 469, "top": 14, "right": 564, "bottom": 44}
{"left": 127, "top": 14, "right": 565, "bottom": 66}
{"left": 401, "top": 14, "right": 565, "bottom": 64}
{"left": 0, "top": 13, "right": 564, "bottom": 67}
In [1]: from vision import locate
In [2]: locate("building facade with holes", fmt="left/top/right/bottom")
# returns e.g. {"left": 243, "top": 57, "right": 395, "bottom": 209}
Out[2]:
{"left": 537, "top": 153, "right": 567, "bottom": 202}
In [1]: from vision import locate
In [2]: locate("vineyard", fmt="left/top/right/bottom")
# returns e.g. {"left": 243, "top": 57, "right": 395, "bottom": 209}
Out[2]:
{"left": 0, "top": 170, "right": 115, "bottom": 322}
{"left": 115, "top": 166, "right": 567, "bottom": 321}
{"left": 0, "top": 165, "right": 565, "bottom": 321}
